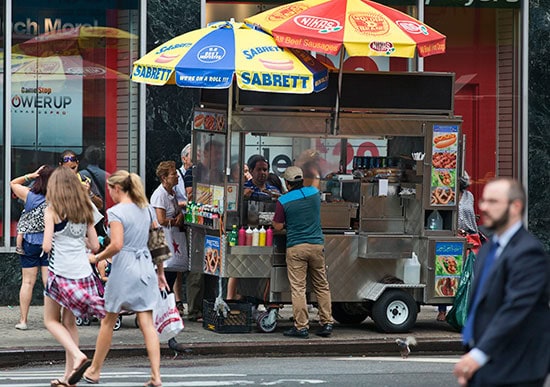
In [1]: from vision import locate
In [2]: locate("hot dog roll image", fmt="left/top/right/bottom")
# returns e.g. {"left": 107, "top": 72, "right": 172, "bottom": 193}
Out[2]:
{"left": 433, "top": 133, "right": 457, "bottom": 149}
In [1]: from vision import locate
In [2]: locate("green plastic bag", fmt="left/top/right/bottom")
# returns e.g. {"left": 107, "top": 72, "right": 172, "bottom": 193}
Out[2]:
{"left": 446, "top": 250, "right": 476, "bottom": 331}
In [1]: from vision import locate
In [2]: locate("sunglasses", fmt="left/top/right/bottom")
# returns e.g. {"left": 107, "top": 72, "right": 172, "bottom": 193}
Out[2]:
{"left": 61, "top": 156, "right": 78, "bottom": 163}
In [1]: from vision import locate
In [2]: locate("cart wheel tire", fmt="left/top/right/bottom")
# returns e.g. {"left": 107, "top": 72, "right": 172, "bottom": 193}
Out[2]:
{"left": 113, "top": 316, "right": 122, "bottom": 331}
{"left": 256, "top": 311, "right": 277, "bottom": 333}
{"left": 134, "top": 316, "right": 139, "bottom": 328}
{"left": 331, "top": 302, "right": 369, "bottom": 324}
{"left": 82, "top": 317, "right": 91, "bottom": 326}
{"left": 75, "top": 317, "right": 83, "bottom": 326}
{"left": 371, "top": 290, "right": 417, "bottom": 333}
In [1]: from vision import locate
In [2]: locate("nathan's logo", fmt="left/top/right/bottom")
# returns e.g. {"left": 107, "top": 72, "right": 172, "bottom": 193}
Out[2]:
{"left": 197, "top": 46, "right": 225, "bottom": 63}
{"left": 396, "top": 20, "right": 428, "bottom": 35}
{"left": 349, "top": 13, "right": 389, "bottom": 36}
{"left": 294, "top": 16, "right": 342, "bottom": 34}
{"left": 267, "top": 4, "right": 309, "bottom": 22}
{"left": 370, "top": 41, "right": 395, "bottom": 55}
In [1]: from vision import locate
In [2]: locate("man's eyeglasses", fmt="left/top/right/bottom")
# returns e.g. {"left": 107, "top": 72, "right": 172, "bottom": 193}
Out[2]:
{"left": 62, "top": 156, "right": 78, "bottom": 163}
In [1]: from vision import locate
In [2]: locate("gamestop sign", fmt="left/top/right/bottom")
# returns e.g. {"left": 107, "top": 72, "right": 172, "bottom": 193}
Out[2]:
{"left": 11, "top": 78, "right": 83, "bottom": 150}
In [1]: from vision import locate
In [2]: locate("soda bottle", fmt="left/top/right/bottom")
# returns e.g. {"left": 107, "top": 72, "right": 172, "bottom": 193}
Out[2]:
{"left": 228, "top": 225, "right": 238, "bottom": 246}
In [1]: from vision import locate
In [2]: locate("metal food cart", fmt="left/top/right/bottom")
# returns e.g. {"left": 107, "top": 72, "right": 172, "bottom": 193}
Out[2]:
{"left": 186, "top": 71, "right": 466, "bottom": 333}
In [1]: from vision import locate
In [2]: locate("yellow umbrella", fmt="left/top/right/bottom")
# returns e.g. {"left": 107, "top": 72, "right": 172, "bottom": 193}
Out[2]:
{"left": 131, "top": 20, "right": 328, "bottom": 94}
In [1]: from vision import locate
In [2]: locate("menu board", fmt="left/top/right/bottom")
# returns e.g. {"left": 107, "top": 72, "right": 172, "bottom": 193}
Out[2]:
{"left": 203, "top": 235, "right": 221, "bottom": 276}
{"left": 430, "top": 124, "right": 459, "bottom": 206}
{"left": 193, "top": 108, "right": 226, "bottom": 133}
{"left": 434, "top": 241, "right": 464, "bottom": 297}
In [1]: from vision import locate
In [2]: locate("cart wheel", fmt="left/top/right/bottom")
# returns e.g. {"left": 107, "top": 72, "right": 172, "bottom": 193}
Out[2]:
{"left": 113, "top": 315, "right": 122, "bottom": 331}
{"left": 371, "top": 290, "right": 417, "bottom": 333}
{"left": 331, "top": 302, "right": 369, "bottom": 324}
{"left": 82, "top": 317, "right": 91, "bottom": 326}
{"left": 75, "top": 317, "right": 83, "bottom": 326}
{"left": 134, "top": 316, "right": 139, "bottom": 328}
{"left": 256, "top": 310, "right": 277, "bottom": 333}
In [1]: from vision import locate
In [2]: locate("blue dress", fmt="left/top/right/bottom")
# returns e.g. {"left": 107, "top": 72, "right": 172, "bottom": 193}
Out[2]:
{"left": 104, "top": 203, "right": 159, "bottom": 313}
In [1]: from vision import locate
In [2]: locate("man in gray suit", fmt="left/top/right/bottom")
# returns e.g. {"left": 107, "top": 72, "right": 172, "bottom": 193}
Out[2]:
{"left": 454, "top": 177, "right": 550, "bottom": 386}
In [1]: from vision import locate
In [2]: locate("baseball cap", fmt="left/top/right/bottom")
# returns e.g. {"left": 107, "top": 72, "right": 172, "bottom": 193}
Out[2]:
{"left": 283, "top": 166, "right": 303, "bottom": 182}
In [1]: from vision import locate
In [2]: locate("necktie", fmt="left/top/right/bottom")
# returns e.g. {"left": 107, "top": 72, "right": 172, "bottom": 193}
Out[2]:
{"left": 462, "top": 240, "right": 500, "bottom": 346}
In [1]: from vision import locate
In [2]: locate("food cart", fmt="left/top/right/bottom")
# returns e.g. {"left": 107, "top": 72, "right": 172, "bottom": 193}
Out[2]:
{"left": 186, "top": 71, "right": 466, "bottom": 333}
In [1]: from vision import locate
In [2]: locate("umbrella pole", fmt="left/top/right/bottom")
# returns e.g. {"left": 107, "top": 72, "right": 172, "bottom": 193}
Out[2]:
{"left": 224, "top": 81, "right": 234, "bottom": 218}
{"left": 332, "top": 49, "right": 345, "bottom": 136}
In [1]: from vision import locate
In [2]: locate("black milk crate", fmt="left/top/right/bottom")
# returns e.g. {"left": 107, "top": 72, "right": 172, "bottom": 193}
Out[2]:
{"left": 202, "top": 299, "right": 253, "bottom": 333}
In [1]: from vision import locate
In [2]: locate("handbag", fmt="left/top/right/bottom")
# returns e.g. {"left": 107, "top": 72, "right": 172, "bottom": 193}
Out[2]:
{"left": 446, "top": 249, "right": 476, "bottom": 330}
{"left": 163, "top": 225, "right": 189, "bottom": 271}
{"left": 147, "top": 207, "right": 172, "bottom": 266}
{"left": 17, "top": 201, "right": 47, "bottom": 234}
{"left": 153, "top": 290, "right": 184, "bottom": 341}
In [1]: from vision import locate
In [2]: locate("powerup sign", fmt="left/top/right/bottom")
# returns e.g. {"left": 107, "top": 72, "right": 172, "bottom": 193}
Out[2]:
{"left": 13, "top": 18, "right": 100, "bottom": 35}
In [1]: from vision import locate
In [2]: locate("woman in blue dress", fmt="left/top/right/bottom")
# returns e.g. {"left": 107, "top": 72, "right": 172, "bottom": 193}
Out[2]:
{"left": 81, "top": 170, "right": 168, "bottom": 387}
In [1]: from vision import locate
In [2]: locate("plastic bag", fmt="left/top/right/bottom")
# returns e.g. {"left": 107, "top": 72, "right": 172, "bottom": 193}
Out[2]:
{"left": 446, "top": 250, "right": 476, "bottom": 331}
{"left": 153, "top": 291, "right": 184, "bottom": 341}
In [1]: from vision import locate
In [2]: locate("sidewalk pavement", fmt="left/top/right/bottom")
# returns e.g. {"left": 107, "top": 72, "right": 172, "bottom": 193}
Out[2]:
{"left": 0, "top": 304, "right": 463, "bottom": 368}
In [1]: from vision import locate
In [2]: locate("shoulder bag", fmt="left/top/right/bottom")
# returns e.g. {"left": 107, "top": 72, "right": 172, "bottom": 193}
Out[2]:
{"left": 148, "top": 207, "right": 172, "bottom": 266}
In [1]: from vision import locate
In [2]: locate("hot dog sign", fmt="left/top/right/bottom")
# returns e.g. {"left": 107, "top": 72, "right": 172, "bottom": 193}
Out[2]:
{"left": 430, "top": 124, "right": 458, "bottom": 206}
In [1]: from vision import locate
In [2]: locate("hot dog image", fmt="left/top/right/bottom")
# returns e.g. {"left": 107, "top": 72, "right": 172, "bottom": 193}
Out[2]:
{"left": 433, "top": 133, "right": 457, "bottom": 149}
{"left": 259, "top": 58, "right": 294, "bottom": 70}
{"left": 193, "top": 114, "right": 205, "bottom": 129}
{"left": 155, "top": 52, "right": 180, "bottom": 64}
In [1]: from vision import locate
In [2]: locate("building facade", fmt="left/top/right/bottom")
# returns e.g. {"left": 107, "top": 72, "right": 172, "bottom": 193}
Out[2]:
{"left": 0, "top": 0, "right": 548, "bottom": 305}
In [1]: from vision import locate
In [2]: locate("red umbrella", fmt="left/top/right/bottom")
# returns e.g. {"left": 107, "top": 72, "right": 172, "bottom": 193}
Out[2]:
{"left": 246, "top": 0, "right": 446, "bottom": 131}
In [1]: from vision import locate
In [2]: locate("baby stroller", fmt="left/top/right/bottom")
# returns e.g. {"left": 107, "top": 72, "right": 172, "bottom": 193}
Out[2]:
{"left": 75, "top": 236, "right": 137, "bottom": 330}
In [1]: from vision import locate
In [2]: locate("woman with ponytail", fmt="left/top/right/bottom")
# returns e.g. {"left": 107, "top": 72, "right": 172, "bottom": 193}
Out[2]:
{"left": 80, "top": 170, "right": 167, "bottom": 387}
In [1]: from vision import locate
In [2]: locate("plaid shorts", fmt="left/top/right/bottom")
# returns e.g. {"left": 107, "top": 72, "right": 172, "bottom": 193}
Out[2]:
{"left": 45, "top": 271, "right": 106, "bottom": 319}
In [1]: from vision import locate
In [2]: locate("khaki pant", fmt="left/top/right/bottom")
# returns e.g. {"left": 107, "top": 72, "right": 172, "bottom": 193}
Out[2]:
{"left": 286, "top": 243, "right": 332, "bottom": 330}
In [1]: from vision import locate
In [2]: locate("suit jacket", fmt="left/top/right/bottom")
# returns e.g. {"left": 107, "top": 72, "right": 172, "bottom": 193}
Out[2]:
{"left": 468, "top": 226, "right": 550, "bottom": 384}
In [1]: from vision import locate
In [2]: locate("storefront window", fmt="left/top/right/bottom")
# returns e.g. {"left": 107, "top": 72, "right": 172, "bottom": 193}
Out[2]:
{"left": 6, "top": 0, "right": 139, "bottom": 246}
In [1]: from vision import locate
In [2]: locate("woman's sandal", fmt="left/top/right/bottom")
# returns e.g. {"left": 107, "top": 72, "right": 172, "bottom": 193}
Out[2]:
{"left": 50, "top": 379, "right": 76, "bottom": 387}
{"left": 144, "top": 381, "right": 162, "bottom": 387}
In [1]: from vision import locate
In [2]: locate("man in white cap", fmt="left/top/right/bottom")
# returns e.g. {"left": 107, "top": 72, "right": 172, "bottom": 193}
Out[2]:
{"left": 272, "top": 166, "right": 333, "bottom": 338}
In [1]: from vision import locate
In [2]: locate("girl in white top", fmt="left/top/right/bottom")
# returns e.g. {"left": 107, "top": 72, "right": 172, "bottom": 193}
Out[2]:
{"left": 42, "top": 167, "right": 105, "bottom": 387}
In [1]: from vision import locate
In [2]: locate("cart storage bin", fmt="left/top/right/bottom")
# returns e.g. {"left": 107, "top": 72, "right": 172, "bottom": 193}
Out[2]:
{"left": 202, "top": 299, "right": 253, "bottom": 333}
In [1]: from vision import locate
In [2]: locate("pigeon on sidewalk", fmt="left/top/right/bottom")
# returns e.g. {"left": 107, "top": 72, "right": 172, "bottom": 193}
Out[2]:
{"left": 395, "top": 336, "right": 417, "bottom": 358}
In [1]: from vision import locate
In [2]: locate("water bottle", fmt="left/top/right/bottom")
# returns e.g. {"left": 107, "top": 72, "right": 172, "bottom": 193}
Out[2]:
{"left": 238, "top": 226, "right": 246, "bottom": 246}
{"left": 404, "top": 252, "right": 421, "bottom": 284}
{"left": 228, "top": 225, "right": 238, "bottom": 247}
{"left": 266, "top": 226, "right": 273, "bottom": 247}
{"left": 245, "top": 226, "right": 253, "bottom": 246}
{"left": 427, "top": 210, "right": 443, "bottom": 230}
{"left": 259, "top": 226, "right": 266, "bottom": 246}
{"left": 252, "top": 227, "right": 260, "bottom": 246}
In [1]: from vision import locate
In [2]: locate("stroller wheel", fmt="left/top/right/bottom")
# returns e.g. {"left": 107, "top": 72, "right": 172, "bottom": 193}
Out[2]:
{"left": 257, "top": 310, "right": 278, "bottom": 333}
{"left": 113, "top": 315, "right": 122, "bottom": 331}
{"left": 75, "top": 317, "right": 83, "bottom": 326}
{"left": 82, "top": 317, "right": 91, "bottom": 326}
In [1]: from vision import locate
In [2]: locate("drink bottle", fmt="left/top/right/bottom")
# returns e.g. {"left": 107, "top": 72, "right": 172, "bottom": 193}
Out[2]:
{"left": 228, "top": 225, "right": 238, "bottom": 246}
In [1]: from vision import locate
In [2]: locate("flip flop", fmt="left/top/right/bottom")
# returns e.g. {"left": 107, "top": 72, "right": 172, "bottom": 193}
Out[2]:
{"left": 67, "top": 358, "right": 92, "bottom": 385}
{"left": 83, "top": 375, "right": 100, "bottom": 384}
{"left": 50, "top": 379, "right": 76, "bottom": 387}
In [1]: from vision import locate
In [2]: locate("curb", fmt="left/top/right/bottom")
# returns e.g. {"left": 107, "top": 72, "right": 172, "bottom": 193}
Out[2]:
{"left": 0, "top": 338, "right": 464, "bottom": 368}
